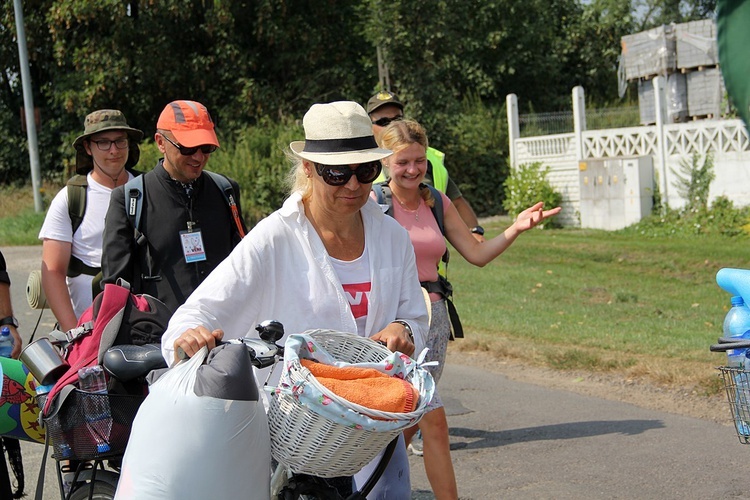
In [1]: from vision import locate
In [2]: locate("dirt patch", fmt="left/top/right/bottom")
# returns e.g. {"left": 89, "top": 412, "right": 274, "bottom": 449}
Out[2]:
{"left": 446, "top": 349, "right": 730, "bottom": 425}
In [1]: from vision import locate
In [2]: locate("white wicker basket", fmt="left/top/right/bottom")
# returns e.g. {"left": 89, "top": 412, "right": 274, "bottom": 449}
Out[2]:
{"left": 267, "top": 330, "right": 429, "bottom": 478}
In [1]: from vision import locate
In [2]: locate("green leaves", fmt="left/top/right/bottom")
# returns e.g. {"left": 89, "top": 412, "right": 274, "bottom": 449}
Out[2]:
{"left": 502, "top": 162, "right": 562, "bottom": 227}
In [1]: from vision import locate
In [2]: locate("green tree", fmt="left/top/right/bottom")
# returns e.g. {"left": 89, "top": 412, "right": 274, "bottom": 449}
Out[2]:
{"left": 560, "top": 0, "right": 635, "bottom": 105}
{"left": 635, "top": 0, "right": 716, "bottom": 29}
{"left": 0, "top": 0, "right": 62, "bottom": 183}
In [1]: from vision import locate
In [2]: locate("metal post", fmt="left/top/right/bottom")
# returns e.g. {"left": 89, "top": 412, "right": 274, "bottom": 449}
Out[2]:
{"left": 572, "top": 86, "right": 586, "bottom": 160}
{"left": 506, "top": 93, "right": 519, "bottom": 169}
{"left": 653, "top": 76, "right": 669, "bottom": 208}
{"left": 13, "top": 0, "right": 44, "bottom": 213}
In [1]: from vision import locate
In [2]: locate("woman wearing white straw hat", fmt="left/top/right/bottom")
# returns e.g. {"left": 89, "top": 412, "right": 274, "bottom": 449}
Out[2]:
{"left": 162, "top": 101, "right": 429, "bottom": 499}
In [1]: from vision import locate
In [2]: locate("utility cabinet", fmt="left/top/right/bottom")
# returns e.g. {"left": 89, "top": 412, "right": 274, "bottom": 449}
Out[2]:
{"left": 579, "top": 156, "right": 654, "bottom": 230}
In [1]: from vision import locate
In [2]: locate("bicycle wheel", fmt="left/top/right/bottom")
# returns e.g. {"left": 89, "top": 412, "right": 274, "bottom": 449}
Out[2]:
{"left": 68, "top": 480, "right": 116, "bottom": 500}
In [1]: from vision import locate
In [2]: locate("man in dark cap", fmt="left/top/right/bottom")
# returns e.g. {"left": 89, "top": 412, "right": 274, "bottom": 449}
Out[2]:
{"left": 38, "top": 109, "right": 143, "bottom": 331}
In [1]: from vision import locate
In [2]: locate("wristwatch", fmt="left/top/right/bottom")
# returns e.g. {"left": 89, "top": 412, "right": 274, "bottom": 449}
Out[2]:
{"left": 470, "top": 225, "right": 485, "bottom": 236}
{"left": 392, "top": 320, "right": 414, "bottom": 343}
{"left": 0, "top": 316, "right": 18, "bottom": 328}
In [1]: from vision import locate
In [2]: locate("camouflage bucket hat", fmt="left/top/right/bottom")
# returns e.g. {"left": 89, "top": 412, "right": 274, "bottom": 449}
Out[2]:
{"left": 73, "top": 109, "right": 144, "bottom": 174}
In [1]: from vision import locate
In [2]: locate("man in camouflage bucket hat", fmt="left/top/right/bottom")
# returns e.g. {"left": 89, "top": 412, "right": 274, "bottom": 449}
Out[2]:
{"left": 38, "top": 109, "right": 144, "bottom": 332}
{"left": 72, "top": 109, "right": 143, "bottom": 175}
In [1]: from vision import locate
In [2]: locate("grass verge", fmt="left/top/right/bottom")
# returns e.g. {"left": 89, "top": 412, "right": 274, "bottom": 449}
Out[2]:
{"left": 447, "top": 216, "right": 745, "bottom": 397}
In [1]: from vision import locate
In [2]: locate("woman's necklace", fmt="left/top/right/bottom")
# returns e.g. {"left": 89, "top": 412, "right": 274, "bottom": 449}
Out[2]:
{"left": 394, "top": 193, "right": 420, "bottom": 220}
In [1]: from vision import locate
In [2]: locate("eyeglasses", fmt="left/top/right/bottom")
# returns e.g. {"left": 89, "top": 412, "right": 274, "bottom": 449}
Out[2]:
{"left": 91, "top": 138, "right": 129, "bottom": 151}
{"left": 371, "top": 116, "right": 403, "bottom": 127}
{"left": 160, "top": 134, "right": 218, "bottom": 156}
{"left": 314, "top": 161, "right": 382, "bottom": 186}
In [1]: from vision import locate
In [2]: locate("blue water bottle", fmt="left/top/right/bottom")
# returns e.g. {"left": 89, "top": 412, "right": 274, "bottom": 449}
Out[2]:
{"left": 78, "top": 365, "right": 112, "bottom": 453}
{"left": 0, "top": 326, "right": 14, "bottom": 358}
{"left": 723, "top": 296, "right": 750, "bottom": 366}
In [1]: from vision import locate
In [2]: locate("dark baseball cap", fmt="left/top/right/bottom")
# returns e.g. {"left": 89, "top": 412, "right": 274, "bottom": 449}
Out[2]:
{"left": 366, "top": 91, "right": 404, "bottom": 114}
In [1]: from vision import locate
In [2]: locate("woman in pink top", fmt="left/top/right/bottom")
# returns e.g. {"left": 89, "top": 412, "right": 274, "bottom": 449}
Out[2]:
{"left": 374, "top": 119, "right": 560, "bottom": 500}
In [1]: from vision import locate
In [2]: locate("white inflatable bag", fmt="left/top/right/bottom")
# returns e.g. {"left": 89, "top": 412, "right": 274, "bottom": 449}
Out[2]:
{"left": 114, "top": 346, "right": 271, "bottom": 500}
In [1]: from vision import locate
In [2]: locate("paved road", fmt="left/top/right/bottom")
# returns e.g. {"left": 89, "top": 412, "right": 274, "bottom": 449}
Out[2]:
{"left": 2, "top": 246, "right": 749, "bottom": 499}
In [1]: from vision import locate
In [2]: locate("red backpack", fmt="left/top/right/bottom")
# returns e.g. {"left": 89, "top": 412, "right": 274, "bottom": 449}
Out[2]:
{"left": 44, "top": 279, "right": 171, "bottom": 415}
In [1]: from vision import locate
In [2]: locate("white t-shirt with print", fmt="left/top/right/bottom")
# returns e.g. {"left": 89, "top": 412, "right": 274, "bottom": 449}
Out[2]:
{"left": 330, "top": 244, "right": 371, "bottom": 337}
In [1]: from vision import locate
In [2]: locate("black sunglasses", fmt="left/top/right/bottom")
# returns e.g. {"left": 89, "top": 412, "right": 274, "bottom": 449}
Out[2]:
{"left": 371, "top": 116, "right": 403, "bottom": 127}
{"left": 161, "top": 134, "right": 218, "bottom": 156}
{"left": 314, "top": 161, "right": 382, "bottom": 186}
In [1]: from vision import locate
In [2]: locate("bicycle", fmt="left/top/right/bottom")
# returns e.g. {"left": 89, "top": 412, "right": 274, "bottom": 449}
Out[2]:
{"left": 709, "top": 336, "right": 750, "bottom": 444}
{"left": 34, "top": 321, "right": 429, "bottom": 500}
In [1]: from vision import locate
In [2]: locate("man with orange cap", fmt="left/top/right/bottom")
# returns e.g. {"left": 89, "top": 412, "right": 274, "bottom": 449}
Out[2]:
{"left": 101, "top": 100, "right": 246, "bottom": 313}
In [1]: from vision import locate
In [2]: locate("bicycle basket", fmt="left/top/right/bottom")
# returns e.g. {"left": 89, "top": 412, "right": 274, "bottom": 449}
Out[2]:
{"left": 267, "top": 330, "right": 434, "bottom": 478}
{"left": 43, "top": 389, "right": 146, "bottom": 460}
{"left": 718, "top": 366, "right": 750, "bottom": 444}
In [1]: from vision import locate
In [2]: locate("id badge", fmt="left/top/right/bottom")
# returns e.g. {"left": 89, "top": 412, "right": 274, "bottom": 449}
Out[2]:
{"left": 180, "top": 229, "right": 207, "bottom": 263}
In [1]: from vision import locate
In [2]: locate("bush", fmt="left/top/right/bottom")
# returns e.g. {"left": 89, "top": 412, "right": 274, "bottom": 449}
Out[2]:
{"left": 671, "top": 152, "right": 715, "bottom": 214}
{"left": 207, "top": 117, "right": 303, "bottom": 225}
{"left": 502, "top": 162, "right": 562, "bottom": 228}
{"left": 438, "top": 95, "right": 508, "bottom": 217}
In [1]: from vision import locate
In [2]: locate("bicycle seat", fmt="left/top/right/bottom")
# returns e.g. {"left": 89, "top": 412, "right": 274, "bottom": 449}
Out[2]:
{"left": 102, "top": 344, "right": 167, "bottom": 382}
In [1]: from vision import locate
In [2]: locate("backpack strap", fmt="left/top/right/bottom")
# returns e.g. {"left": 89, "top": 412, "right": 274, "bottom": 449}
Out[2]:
{"left": 124, "top": 175, "right": 145, "bottom": 241}
{"left": 66, "top": 174, "right": 88, "bottom": 236}
{"left": 66, "top": 174, "right": 105, "bottom": 297}
{"left": 423, "top": 184, "right": 445, "bottom": 236}
{"left": 204, "top": 171, "right": 245, "bottom": 238}
{"left": 422, "top": 184, "right": 449, "bottom": 266}
{"left": 372, "top": 182, "right": 394, "bottom": 217}
{"left": 123, "top": 175, "right": 158, "bottom": 282}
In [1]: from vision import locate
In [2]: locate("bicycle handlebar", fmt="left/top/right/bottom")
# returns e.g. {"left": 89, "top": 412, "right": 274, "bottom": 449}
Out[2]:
{"left": 175, "top": 320, "right": 285, "bottom": 368}
{"left": 710, "top": 335, "right": 750, "bottom": 352}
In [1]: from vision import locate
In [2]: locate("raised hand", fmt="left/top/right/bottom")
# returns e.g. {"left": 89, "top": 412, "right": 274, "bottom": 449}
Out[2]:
{"left": 513, "top": 202, "right": 562, "bottom": 232}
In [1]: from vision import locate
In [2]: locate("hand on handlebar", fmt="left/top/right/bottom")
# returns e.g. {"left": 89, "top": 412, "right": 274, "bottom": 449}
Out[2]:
{"left": 174, "top": 325, "right": 224, "bottom": 363}
{"left": 371, "top": 323, "right": 415, "bottom": 357}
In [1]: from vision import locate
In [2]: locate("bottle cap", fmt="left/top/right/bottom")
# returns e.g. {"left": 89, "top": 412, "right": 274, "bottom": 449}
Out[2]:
{"left": 57, "top": 443, "right": 72, "bottom": 459}
{"left": 35, "top": 383, "right": 55, "bottom": 395}
{"left": 732, "top": 296, "right": 746, "bottom": 306}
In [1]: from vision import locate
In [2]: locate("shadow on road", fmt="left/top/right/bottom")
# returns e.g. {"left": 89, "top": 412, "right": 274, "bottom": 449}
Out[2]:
{"left": 449, "top": 419, "right": 665, "bottom": 449}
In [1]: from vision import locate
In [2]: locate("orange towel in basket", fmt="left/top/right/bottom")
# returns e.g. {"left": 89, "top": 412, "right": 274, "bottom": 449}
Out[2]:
{"left": 300, "top": 359, "right": 419, "bottom": 413}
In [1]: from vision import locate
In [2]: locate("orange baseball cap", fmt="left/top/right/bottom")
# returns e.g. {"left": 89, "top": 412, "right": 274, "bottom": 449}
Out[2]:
{"left": 156, "top": 100, "right": 220, "bottom": 148}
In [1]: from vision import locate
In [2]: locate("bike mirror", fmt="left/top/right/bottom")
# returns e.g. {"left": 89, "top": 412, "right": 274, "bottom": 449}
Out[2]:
{"left": 255, "top": 320, "right": 284, "bottom": 342}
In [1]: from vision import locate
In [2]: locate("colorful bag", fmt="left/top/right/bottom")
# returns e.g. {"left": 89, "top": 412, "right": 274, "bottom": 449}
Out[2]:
{"left": 43, "top": 279, "right": 171, "bottom": 416}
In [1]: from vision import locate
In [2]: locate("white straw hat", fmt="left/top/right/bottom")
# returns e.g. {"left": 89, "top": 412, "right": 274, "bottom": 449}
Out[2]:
{"left": 290, "top": 101, "right": 392, "bottom": 165}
